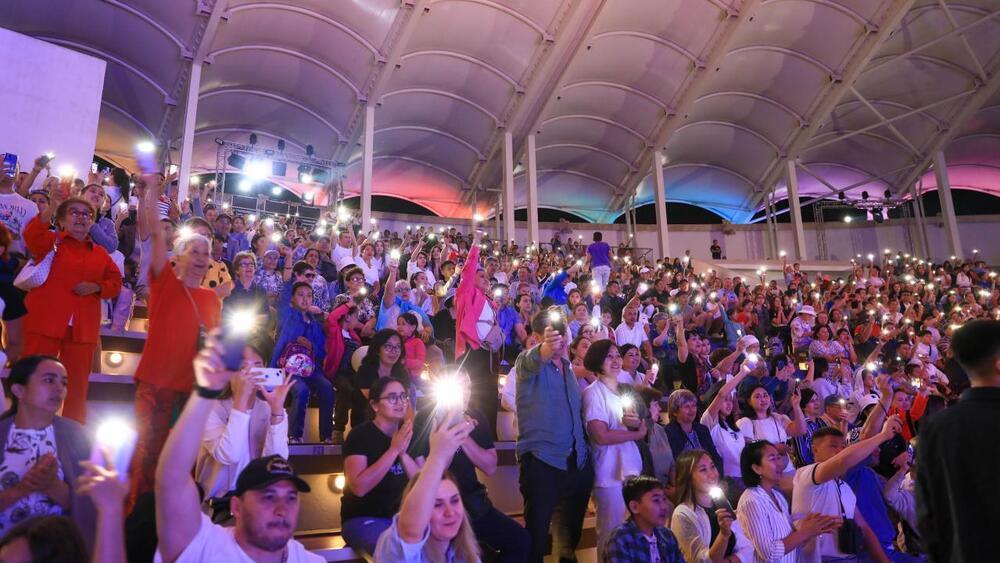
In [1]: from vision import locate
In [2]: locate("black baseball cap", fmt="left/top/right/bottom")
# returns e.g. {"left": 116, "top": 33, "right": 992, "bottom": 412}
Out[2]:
{"left": 234, "top": 455, "right": 311, "bottom": 496}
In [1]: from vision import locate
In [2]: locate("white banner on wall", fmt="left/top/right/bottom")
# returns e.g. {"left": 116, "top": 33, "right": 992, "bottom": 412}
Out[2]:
{"left": 0, "top": 27, "right": 106, "bottom": 190}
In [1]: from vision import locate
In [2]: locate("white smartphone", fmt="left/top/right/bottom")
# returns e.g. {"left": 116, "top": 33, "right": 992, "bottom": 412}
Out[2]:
{"left": 249, "top": 367, "right": 285, "bottom": 391}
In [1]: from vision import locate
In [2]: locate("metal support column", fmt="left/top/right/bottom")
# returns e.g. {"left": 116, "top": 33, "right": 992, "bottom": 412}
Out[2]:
{"left": 623, "top": 194, "right": 633, "bottom": 245}
{"left": 652, "top": 151, "right": 671, "bottom": 258}
{"left": 913, "top": 177, "right": 931, "bottom": 258}
{"left": 502, "top": 132, "right": 516, "bottom": 245}
{"left": 786, "top": 161, "right": 808, "bottom": 260}
{"left": 763, "top": 190, "right": 775, "bottom": 259}
{"left": 932, "top": 151, "right": 963, "bottom": 258}
{"left": 526, "top": 134, "right": 540, "bottom": 247}
{"left": 493, "top": 194, "right": 502, "bottom": 242}
{"left": 176, "top": 62, "right": 202, "bottom": 202}
{"left": 361, "top": 105, "right": 375, "bottom": 228}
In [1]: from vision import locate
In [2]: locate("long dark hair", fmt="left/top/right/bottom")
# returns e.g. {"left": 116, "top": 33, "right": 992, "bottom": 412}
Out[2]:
{"left": 2, "top": 355, "right": 61, "bottom": 418}
{"left": 360, "top": 329, "right": 407, "bottom": 379}
{"left": 674, "top": 449, "right": 716, "bottom": 506}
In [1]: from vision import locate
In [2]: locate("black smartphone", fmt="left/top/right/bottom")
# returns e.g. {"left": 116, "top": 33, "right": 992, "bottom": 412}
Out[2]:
{"left": 548, "top": 308, "right": 565, "bottom": 335}
{"left": 1, "top": 153, "right": 17, "bottom": 177}
{"left": 219, "top": 313, "right": 252, "bottom": 371}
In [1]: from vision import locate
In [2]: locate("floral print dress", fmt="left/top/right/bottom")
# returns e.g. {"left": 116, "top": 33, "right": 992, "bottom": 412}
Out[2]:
{"left": 0, "top": 425, "right": 64, "bottom": 531}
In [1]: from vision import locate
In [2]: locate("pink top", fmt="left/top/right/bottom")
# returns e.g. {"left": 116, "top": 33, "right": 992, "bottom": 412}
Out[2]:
{"left": 455, "top": 246, "right": 496, "bottom": 356}
{"left": 403, "top": 335, "right": 426, "bottom": 379}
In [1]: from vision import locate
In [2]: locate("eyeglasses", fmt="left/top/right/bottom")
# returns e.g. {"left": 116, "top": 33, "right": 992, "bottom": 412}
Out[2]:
{"left": 239, "top": 261, "right": 256, "bottom": 269}
{"left": 304, "top": 273, "right": 316, "bottom": 279}
{"left": 378, "top": 392, "right": 409, "bottom": 405}
{"left": 66, "top": 208, "right": 93, "bottom": 220}
{"left": 349, "top": 276, "right": 364, "bottom": 283}
{"left": 382, "top": 343, "right": 401, "bottom": 353}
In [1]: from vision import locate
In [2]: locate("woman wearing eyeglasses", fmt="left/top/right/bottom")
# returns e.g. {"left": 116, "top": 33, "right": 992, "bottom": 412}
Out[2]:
{"left": 342, "top": 376, "right": 419, "bottom": 559}
{"left": 22, "top": 186, "right": 122, "bottom": 424}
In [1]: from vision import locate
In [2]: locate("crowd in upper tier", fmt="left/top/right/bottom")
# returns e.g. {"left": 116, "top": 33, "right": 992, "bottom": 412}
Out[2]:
{"left": 0, "top": 155, "right": 996, "bottom": 563}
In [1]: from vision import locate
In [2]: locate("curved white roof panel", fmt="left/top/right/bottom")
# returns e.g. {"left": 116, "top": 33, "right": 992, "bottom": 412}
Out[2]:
{"left": 5, "top": 0, "right": 1000, "bottom": 222}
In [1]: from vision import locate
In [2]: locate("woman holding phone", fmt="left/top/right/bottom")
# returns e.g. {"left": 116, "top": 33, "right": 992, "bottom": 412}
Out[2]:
{"left": 671, "top": 449, "right": 753, "bottom": 563}
{"left": 195, "top": 340, "right": 293, "bottom": 509}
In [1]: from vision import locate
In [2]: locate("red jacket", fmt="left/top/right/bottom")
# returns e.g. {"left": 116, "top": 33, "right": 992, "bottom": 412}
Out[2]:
{"left": 23, "top": 217, "right": 122, "bottom": 344}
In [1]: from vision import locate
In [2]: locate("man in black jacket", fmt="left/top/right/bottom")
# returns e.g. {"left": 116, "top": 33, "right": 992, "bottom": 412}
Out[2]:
{"left": 916, "top": 320, "right": 1000, "bottom": 562}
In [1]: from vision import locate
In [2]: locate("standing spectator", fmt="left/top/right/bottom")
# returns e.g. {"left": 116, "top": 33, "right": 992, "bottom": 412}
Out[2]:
{"left": 514, "top": 321, "right": 593, "bottom": 563}
{"left": 701, "top": 365, "right": 752, "bottom": 503}
{"left": 455, "top": 230, "right": 501, "bottom": 435}
{"left": 581, "top": 340, "right": 646, "bottom": 551}
{"left": 22, "top": 188, "right": 122, "bottom": 423}
{"left": 587, "top": 232, "right": 613, "bottom": 291}
{"left": 917, "top": 320, "right": 1000, "bottom": 563}
{"left": 602, "top": 475, "right": 686, "bottom": 562}
{"left": 736, "top": 385, "right": 806, "bottom": 475}
{"left": 663, "top": 389, "right": 723, "bottom": 472}
{"left": 153, "top": 336, "right": 323, "bottom": 563}
{"left": 710, "top": 240, "right": 722, "bottom": 260}
{"left": 0, "top": 356, "right": 95, "bottom": 544}
{"left": 341, "top": 377, "right": 418, "bottom": 559}
{"left": 128, "top": 175, "right": 220, "bottom": 508}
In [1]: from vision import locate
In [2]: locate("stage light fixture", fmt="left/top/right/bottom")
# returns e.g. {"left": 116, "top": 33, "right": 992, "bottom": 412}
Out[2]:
{"left": 271, "top": 186, "right": 282, "bottom": 196}
{"left": 297, "top": 164, "right": 312, "bottom": 183}
{"left": 271, "top": 161, "right": 287, "bottom": 177}
{"left": 306, "top": 145, "right": 315, "bottom": 157}
{"left": 884, "top": 189, "right": 891, "bottom": 199}
{"left": 136, "top": 141, "right": 156, "bottom": 154}
{"left": 838, "top": 192, "right": 846, "bottom": 201}
{"left": 227, "top": 153, "right": 246, "bottom": 170}
{"left": 238, "top": 180, "right": 251, "bottom": 192}
{"left": 311, "top": 167, "right": 329, "bottom": 184}
{"left": 245, "top": 160, "right": 270, "bottom": 181}
{"left": 861, "top": 190, "right": 869, "bottom": 200}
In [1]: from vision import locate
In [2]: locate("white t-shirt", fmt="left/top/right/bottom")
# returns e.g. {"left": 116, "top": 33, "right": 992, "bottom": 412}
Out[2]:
{"left": 791, "top": 464, "right": 856, "bottom": 563}
{"left": 0, "top": 191, "right": 39, "bottom": 255}
{"left": 354, "top": 257, "right": 381, "bottom": 285}
{"left": 582, "top": 380, "right": 643, "bottom": 488}
{"left": 332, "top": 244, "right": 354, "bottom": 271}
{"left": 617, "top": 369, "right": 644, "bottom": 387}
{"left": 154, "top": 513, "right": 323, "bottom": 563}
{"left": 615, "top": 321, "right": 648, "bottom": 348}
{"left": 701, "top": 411, "right": 744, "bottom": 479}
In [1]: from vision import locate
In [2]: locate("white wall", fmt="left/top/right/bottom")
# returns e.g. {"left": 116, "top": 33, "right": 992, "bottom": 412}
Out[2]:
{"left": 0, "top": 28, "right": 105, "bottom": 188}
{"left": 363, "top": 212, "right": 1000, "bottom": 264}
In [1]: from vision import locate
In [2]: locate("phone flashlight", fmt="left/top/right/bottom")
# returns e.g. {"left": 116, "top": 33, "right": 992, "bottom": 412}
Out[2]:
{"left": 221, "top": 309, "right": 256, "bottom": 370}
{"left": 91, "top": 418, "right": 137, "bottom": 482}
{"left": 548, "top": 309, "right": 565, "bottom": 335}
{"left": 708, "top": 485, "right": 733, "bottom": 512}
{"left": 390, "top": 249, "right": 401, "bottom": 261}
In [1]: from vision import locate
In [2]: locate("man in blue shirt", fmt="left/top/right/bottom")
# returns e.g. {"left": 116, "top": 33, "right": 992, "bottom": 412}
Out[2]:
{"left": 541, "top": 262, "right": 581, "bottom": 306}
{"left": 515, "top": 311, "right": 593, "bottom": 563}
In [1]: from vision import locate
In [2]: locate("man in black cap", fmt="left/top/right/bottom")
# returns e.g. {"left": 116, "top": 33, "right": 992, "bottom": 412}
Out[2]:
{"left": 155, "top": 335, "right": 323, "bottom": 562}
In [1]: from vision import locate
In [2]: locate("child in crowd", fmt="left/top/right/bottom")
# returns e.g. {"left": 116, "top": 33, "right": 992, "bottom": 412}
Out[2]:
{"left": 397, "top": 312, "right": 426, "bottom": 382}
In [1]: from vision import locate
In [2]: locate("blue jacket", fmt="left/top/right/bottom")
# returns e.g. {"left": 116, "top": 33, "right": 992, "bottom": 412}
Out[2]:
{"left": 272, "top": 282, "right": 326, "bottom": 369}
{"left": 541, "top": 271, "right": 570, "bottom": 305}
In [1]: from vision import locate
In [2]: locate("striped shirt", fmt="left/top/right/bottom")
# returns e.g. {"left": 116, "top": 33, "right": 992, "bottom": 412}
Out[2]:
{"left": 736, "top": 486, "right": 797, "bottom": 563}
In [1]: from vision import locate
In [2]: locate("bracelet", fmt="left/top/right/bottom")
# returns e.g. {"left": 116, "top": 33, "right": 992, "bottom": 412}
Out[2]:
{"left": 195, "top": 385, "right": 224, "bottom": 399}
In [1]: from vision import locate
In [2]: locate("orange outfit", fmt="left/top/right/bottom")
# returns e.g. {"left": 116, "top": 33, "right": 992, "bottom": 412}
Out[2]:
{"left": 22, "top": 217, "right": 122, "bottom": 423}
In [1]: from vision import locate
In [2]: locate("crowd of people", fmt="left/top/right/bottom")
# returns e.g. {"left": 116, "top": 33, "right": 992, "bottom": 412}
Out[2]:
{"left": 0, "top": 155, "right": 996, "bottom": 562}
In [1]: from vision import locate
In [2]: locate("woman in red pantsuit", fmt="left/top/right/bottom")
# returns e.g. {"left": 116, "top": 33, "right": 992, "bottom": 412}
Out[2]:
{"left": 22, "top": 192, "right": 123, "bottom": 423}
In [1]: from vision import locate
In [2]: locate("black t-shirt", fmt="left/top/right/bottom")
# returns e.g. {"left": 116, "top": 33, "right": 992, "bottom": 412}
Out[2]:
{"left": 432, "top": 309, "right": 456, "bottom": 342}
{"left": 408, "top": 407, "right": 494, "bottom": 519}
{"left": 340, "top": 421, "right": 408, "bottom": 521}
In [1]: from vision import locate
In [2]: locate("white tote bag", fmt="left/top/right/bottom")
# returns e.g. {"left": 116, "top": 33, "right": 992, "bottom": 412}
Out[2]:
{"left": 14, "top": 240, "right": 58, "bottom": 291}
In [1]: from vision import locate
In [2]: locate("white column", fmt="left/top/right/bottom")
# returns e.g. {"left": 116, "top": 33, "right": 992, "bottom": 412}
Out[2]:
{"left": 493, "top": 194, "right": 502, "bottom": 241}
{"left": 502, "top": 132, "right": 516, "bottom": 245}
{"left": 361, "top": 105, "right": 375, "bottom": 228}
{"left": 176, "top": 62, "right": 202, "bottom": 202}
{"left": 932, "top": 151, "right": 963, "bottom": 259}
{"left": 526, "top": 134, "right": 540, "bottom": 247}
{"left": 786, "top": 161, "right": 807, "bottom": 260}
{"left": 623, "top": 194, "right": 632, "bottom": 243}
{"left": 652, "top": 151, "right": 671, "bottom": 258}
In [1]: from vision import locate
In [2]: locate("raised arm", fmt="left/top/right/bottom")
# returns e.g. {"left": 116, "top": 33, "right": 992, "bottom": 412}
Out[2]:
{"left": 704, "top": 363, "right": 751, "bottom": 422}
{"left": 813, "top": 416, "right": 902, "bottom": 484}
{"left": 16, "top": 156, "right": 47, "bottom": 197}
{"left": 140, "top": 175, "right": 169, "bottom": 277}
{"left": 155, "top": 334, "right": 237, "bottom": 563}
{"left": 382, "top": 262, "right": 399, "bottom": 309}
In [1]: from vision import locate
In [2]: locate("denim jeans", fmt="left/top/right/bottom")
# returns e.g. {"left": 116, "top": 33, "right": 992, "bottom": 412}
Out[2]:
{"left": 288, "top": 375, "right": 334, "bottom": 440}
{"left": 341, "top": 517, "right": 392, "bottom": 561}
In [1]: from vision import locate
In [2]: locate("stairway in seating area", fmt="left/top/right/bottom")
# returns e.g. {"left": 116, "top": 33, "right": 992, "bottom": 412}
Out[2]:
{"left": 42, "top": 306, "right": 600, "bottom": 562}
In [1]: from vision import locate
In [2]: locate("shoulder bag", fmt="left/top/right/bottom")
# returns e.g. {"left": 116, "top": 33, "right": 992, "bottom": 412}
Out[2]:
{"left": 14, "top": 238, "right": 59, "bottom": 291}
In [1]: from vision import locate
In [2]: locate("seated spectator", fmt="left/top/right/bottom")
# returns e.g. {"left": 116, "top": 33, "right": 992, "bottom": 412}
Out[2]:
{"left": 325, "top": 297, "right": 363, "bottom": 444}
{"left": 670, "top": 449, "right": 753, "bottom": 562}
{"left": 374, "top": 410, "right": 480, "bottom": 562}
{"left": 581, "top": 339, "right": 646, "bottom": 550}
{"left": 791, "top": 420, "right": 904, "bottom": 563}
{"left": 736, "top": 384, "right": 806, "bottom": 474}
{"left": 0, "top": 356, "right": 95, "bottom": 544}
{"left": 602, "top": 475, "right": 685, "bottom": 562}
{"left": 223, "top": 250, "right": 268, "bottom": 317}
{"left": 0, "top": 515, "right": 88, "bottom": 562}
{"left": 196, "top": 340, "right": 292, "bottom": 508}
{"left": 341, "top": 377, "right": 418, "bottom": 558}
{"left": 408, "top": 370, "right": 529, "bottom": 562}
{"left": 355, "top": 329, "right": 409, "bottom": 406}
{"left": 397, "top": 313, "right": 426, "bottom": 382}
{"left": 617, "top": 343, "right": 651, "bottom": 387}
{"left": 663, "top": 389, "right": 723, "bottom": 472}
{"left": 154, "top": 334, "right": 322, "bottom": 563}
{"left": 736, "top": 441, "right": 840, "bottom": 562}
